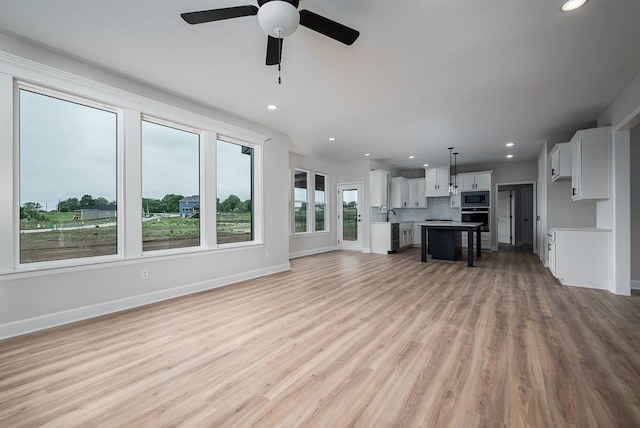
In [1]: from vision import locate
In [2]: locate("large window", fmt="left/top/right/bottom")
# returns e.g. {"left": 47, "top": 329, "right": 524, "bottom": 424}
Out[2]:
{"left": 294, "top": 169, "right": 309, "bottom": 233}
{"left": 217, "top": 139, "right": 254, "bottom": 244}
{"left": 315, "top": 173, "right": 327, "bottom": 232}
{"left": 142, "top": 120, "right": 200, "bottom": 252}
{"left": 19, "top": 88, "right": 118, "bottom": 264}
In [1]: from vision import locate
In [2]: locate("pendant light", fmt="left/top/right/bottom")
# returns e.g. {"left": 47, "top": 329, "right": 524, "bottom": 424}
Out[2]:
{"left": 453, "top": 152, "right": 459, "bottom": 195}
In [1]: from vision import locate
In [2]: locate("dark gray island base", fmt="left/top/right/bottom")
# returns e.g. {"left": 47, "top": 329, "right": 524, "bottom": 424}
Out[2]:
{"left": 419, "top": 222, "right": 484, "bottom": 267}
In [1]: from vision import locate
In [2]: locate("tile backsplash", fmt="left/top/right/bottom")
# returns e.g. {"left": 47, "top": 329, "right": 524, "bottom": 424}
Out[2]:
{"left": 399, "top": 197, "right": 461, "bottom": 222}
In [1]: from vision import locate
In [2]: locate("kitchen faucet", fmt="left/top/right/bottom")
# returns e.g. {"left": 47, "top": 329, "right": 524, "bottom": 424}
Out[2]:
{"left": 386, "top": 209, "right": 396, "bottom": 222}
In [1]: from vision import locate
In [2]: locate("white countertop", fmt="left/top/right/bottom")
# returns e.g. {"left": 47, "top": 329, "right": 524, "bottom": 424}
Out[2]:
{"left": 549, "top": 227, "right": 611, "bottom": 232}
{"left": 416, "top": 221, "right": 483, "bottom": 228}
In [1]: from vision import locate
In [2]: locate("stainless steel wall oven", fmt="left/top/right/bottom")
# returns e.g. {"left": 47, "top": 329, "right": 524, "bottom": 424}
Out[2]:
{"left": 461, "top": 208, "right": 490, "bottom": 232}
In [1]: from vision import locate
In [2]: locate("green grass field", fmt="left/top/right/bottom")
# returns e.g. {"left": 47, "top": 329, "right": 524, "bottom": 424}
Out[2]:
{"left": 20, "top": 211, "right": 253, "bottom": 262}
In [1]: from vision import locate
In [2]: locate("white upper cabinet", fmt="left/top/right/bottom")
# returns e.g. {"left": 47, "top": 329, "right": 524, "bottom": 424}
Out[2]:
{"left": 424, "top": 167, "right": 450, "bottom": 197}
{"left": 370, "top": 169, "right": 389, "bottom": 207}
{"left": 570, "top": 127, "right": 611, "bottom": 201}
{"left": 458, "top": 171, "right": 492, "bottom": 191}
{"left": 391, "top": 176, "right": 409, "bottom": 208}
{"left": 550, "top": 142, "right": 571, "bottom": 181}
{"left": 408, "top": 178, "right": 428, "bottom": 208}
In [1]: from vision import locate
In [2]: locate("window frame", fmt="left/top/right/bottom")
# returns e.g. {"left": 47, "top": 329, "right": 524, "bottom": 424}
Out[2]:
{"left": 15, "top": 82, "right": 124, "bottom": 268}
{"left": 140, "top": 116, "right": 204, "bottom": 255}
{"left": 215, "top": 136, "right": 262, "bottom": 248}
{"left": 0, "top": 60, "right": 267, "bottom": 276}
{"left": 292, "top": 168, "right": 311, "bottom": 235}
{"left": 314, "top": 172, "right": 329, "bottom": 233}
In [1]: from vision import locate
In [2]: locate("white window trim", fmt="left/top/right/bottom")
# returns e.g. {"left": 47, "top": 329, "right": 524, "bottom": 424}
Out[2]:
{"left": 15, "top": 83, "right": 125, "bottom": 269}
{"left": 293, "top": 168, "right": 311, "bottom": 235}
{"left": 0, "top": 51, "right": 267, "bottom": 275}
{"left": 216, "top": 135, "right": 263, "bottom": 247}
{"left": 314, "top": 171, "right": 329, "bottom": 233}
{"left": 140, "top": 116, "right": 205, "bottom": 254}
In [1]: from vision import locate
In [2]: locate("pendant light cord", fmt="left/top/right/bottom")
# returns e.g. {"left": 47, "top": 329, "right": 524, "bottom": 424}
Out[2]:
{"left": 278, "top": 34, "right": 283, "bottom": 85}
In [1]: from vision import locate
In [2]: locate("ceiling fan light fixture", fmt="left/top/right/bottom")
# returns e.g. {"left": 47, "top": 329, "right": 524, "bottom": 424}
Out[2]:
{"left": 561, "top": 0, "right": 588, "bottom": 12}
{"left": 258, "top": 1, "right": 300, "bottom": 38}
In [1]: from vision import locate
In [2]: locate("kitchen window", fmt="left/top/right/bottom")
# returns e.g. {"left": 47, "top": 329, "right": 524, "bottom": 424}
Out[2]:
{"left": 18, "top": 87, "right": 119, "bottom": 264}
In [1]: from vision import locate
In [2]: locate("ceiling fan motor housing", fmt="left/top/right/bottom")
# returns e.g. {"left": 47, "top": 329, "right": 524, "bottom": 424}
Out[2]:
{"left": 258, "top": 0, "right": 300, "bottom": 38}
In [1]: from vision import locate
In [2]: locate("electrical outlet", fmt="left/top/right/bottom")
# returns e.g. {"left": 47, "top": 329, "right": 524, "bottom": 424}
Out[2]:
{"left": 265, "top": 250, "right": 270, "bottom": 258}
{"left": 141, "top": 269, "right": 149, "bottom": 280}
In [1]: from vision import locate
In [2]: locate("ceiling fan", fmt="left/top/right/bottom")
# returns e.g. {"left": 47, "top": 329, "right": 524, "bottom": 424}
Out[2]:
{"left": 181, "top": 0, "right": 360, "bottom": 67}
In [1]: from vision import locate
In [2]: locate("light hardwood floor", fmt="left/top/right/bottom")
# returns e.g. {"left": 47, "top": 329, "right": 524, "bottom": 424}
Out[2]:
{"left": 1, "top": 247, "right": 640, "bottom": 427}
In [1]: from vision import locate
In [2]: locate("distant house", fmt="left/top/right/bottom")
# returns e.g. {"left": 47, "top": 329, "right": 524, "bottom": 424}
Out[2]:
{"left": 179, "top": 196, "right": 199, "bottom": 219}
{"left": 79, "top": 205, "right": 117, "bottom": 221}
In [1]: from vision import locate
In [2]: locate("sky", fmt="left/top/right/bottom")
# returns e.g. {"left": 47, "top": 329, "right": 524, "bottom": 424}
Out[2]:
{"left": 19, "top": 89, "right": 251, "bottom": 210}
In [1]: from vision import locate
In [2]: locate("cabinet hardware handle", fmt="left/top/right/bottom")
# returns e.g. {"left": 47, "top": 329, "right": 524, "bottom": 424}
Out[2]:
{"left": 572, "top": 187, "right": 576, "bottom": 196}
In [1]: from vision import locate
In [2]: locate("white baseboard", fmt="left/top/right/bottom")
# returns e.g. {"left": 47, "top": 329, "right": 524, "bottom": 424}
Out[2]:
{"left": 0, "top": 263, "right": 290, "bottom": 340}
{"left": 631, "top": 280, "right": 640, "bottom": 290}
{"left": 289, "top": 246, "right": 337, "bottom": 259}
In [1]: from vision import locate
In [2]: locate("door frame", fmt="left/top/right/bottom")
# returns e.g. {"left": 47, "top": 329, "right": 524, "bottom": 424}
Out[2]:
{"left": 495, "top": 181, "right": 536, "bottom": 252}
{"left": 337, "top": 182, "right": 363, "bottom": 251}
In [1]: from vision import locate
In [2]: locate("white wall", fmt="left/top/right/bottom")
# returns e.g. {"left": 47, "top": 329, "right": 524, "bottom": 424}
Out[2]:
{"left": 597, "top": 71, "right": 640, "bottom": 295}
{"left": 288, "top": 153, "right": 339, "bottom": 258}
{"left": 0, "top": 34, "right": 291, "bottom": 338}
{"left": 631, "top": 126, "right": 640, "bottom": 284}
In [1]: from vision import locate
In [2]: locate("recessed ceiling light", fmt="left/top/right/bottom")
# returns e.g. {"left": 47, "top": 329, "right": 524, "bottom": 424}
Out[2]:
{"left": 561, "top": 0, "right": 588, "bottom": 12}
{"left": 409, "top": 155, "right": 415, "bottom": 159}
{"left": 267, "top": 104, "right": 278, "bottom": 110}
{"left": 328, "top": 137, "right": 336, "bottom": 142}
{"left": 423, "top": 163, "right": 429, "bottom": 167}
{"left": 506, "top": 154, "right": 514, "bottom": 158}
{"left": 506, "top": 142, "right": 515, "bottom": 147}
{"left": 364, "top": 153, "right": 370, "bottom": 157}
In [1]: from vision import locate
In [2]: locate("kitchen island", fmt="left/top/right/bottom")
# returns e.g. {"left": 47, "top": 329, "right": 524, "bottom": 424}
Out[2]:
{"left": 418, "top": 222, "right": 483, "bottom": 267}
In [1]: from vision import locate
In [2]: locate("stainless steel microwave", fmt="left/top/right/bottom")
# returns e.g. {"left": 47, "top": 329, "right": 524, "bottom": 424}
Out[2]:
{"left": 461, "top": 191, "right": 490, "bottom": 208}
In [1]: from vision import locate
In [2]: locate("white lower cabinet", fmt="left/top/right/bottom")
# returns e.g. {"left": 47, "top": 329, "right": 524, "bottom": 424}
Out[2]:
{"left": 548, "top": 228, "right": 610, "bottom": 289}
{"left": 400, "top": 223, "right": 413, "bottom": 249}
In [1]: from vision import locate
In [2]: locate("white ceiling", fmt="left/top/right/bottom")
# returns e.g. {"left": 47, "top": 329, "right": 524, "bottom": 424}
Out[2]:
{"left": 1, "top": 0, "right": 639, "bottom": 169}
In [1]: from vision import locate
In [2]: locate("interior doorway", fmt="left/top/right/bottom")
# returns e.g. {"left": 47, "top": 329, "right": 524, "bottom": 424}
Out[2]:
{"left": 496, "top": 182, "right": 535, "bottom": 249}
{"left": 497, "top": 190, "right": 515, "bottom": 244}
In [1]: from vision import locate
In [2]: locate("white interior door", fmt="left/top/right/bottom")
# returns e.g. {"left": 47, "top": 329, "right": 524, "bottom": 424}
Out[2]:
{"left": 521, "top": 186, "right": 534, "bottom": 246}
{"left": 498, "top": 190, "right": 512, "bottom": 244}
{"left": 338, "top": 183, "right": 362, "bottom": 251}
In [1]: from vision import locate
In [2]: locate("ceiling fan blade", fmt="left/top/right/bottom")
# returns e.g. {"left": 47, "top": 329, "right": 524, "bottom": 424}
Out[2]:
{"left": 181, "top": 6, "right": 259, "bottom": 25}
{"left": 266, "top": 36, "right": 282, "bottom": 66}
{"left": 299, "top": 10, "right": 360, "bottom": 45}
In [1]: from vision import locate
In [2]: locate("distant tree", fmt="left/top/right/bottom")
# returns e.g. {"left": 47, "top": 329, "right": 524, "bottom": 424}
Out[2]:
{"left": 58, "top": 197, "right": 80, "bottom": 212}
{"left": 142, "top": 197, "right": 164, "bottom": 213}
{"left": 93, "top": 197, "right": 109, "bottom": 207}
{"left": 162, "top": 194, "right": 184, "bottom": 213}
{"left": 220, "top": 195, "right": 241, "bottom": 212}
{"left": 80, "top": 194, "right": 95, "bottom": 208}
{"left": 241, "top": 199, "right": 252, "bottom": 213}
{"left": 21, "top": 202, "right": 44, "bottom": 220}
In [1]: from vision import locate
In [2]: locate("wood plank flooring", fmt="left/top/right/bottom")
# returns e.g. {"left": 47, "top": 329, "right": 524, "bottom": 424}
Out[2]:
{"left": 2, "top": 247, "right": 640, "bottom": 427}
